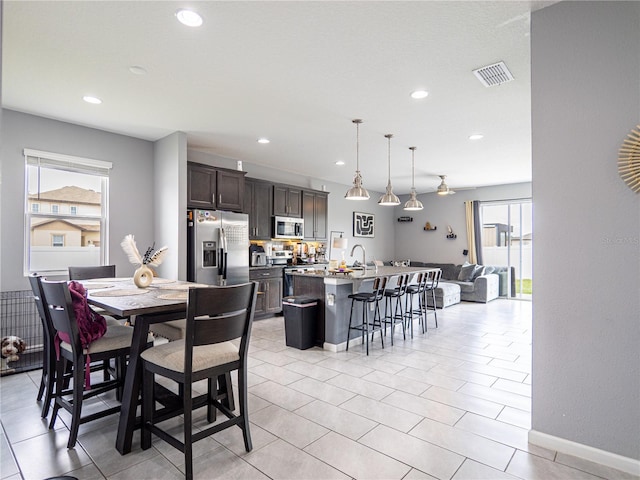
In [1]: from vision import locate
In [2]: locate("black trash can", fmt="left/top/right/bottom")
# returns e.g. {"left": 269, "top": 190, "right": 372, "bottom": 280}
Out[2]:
{"left": 282, "top": 296, "right": 318, "bottom": 350}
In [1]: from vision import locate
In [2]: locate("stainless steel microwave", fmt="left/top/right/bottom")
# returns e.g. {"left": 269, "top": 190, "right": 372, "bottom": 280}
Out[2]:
{"left": 274, "top": 216, "right": 304, "bottom": 239}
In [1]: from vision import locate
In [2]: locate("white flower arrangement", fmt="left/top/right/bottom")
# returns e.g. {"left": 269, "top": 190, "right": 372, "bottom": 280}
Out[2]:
{"left": 120, "top": 234, "right": 168, "bottom": 267}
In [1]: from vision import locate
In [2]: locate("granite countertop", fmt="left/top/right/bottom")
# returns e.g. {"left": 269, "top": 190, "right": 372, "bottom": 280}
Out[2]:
{"left": 288, "top": 265, "right": 440, "bottom": 281}
{"left": 249, "top": 265, "right": 285, "bottom": 270}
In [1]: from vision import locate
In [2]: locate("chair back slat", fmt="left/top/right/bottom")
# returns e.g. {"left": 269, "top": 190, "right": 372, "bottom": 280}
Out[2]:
{"left": 68, "top": 265, "right": 116, "bottom": 280}
{"left": 28, "top": 275, "right": 51, "bottom": 330}
{"left": 373, "top": 276, "right": 387, "bottom": 300}
{"left": 425, "top": 269, "right": 441, "bottom": 289}
{"left": 40, "top": 280, "right": 81, "bottom": 352}
{"left": 186, "top": 283, "right": 258, "bottom": 350}
{"left": 192, "top": 311, "right": 249, "bottom": 346}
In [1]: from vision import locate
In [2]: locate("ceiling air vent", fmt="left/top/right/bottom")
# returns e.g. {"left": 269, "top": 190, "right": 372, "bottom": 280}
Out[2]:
{"left": 473, "top": 61, "right": 514, "bottom": 87}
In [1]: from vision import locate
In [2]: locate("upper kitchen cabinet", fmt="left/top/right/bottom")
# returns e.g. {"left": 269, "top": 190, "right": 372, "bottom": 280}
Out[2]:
{"left": 187, "top": 162, "right": 245, "bottom": 212}
{"left": 273, "top": 185, "right": 302, "bottom": 218}
{"left": 244, "top": 178, "right": 273, "bottom": 240}
{"left": 303, "top": 190, "right": 328, "bottom": 240}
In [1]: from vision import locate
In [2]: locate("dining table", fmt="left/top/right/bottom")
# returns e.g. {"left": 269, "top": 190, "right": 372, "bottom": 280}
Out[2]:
{"left": 82, "top": 276, "right": 230, "bottom": 455}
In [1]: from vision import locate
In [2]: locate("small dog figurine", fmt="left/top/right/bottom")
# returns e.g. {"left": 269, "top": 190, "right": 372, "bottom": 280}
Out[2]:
{"left": 1, "top": 336, "right": 27, "bottom": 375}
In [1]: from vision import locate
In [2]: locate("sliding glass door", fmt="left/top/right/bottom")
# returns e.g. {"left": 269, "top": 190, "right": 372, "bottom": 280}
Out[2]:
{"left": 480, "top": 200, "right": 533, "bottom": 300}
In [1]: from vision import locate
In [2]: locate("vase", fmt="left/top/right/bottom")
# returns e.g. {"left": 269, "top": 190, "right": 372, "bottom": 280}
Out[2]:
{"left": 133, "top": 264, "right": 153, "bottom": 288}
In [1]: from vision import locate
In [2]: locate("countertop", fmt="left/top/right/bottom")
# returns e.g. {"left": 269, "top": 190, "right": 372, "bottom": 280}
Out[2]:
{"left": 287, "top": 265, "right": 440, "bottom": 283}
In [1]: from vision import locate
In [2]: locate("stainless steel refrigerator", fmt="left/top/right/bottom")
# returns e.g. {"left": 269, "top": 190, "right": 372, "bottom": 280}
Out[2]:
{"left": 187, "top": 209, "right": 250, "bottom": 286}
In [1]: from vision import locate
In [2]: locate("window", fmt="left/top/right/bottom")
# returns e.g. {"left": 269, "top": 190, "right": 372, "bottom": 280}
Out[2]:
{"left": 480, "top": 199, "right": 533, "bottom": 300}
{"left": 24, "top": 149, "right": 112, "bottom": 275}
{"left": 52, "top": 234, "right": 64, "bottom": 247}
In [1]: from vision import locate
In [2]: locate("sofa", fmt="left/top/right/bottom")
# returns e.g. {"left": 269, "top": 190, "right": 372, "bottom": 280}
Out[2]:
{"left": 390, "top": 261, "right": 513, "bottom": 304}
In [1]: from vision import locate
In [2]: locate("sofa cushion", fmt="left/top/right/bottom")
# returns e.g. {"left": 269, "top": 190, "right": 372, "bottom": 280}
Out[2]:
{"left": 458, "top": 263, "right": 477, "bottom": 282}
{"left": 454, "top": 281, "right": 476, "bottom": 293}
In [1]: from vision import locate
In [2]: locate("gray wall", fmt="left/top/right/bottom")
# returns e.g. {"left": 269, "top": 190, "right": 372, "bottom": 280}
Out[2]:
{"left": 393, "top": 183, "right": 532, "bottom": 264}
{"left": 531, "top": 1, "right": 640, "bottom": 460}
{"left": 0, "top": 109, "right": 156, "bottom": 291}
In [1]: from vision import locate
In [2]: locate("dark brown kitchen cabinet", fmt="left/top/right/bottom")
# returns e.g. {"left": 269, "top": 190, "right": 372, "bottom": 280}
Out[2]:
{"left": 244, "top": 178, "right": 273, "bottom": 240}
{"left": 303, "top": 190, "right": 328, "bottom": 240}
{"left": 250, "top": 268, "right": 283, "bottom": 317}
{"left": 273, "top": 185, "right": 302, "bottom": 218}
{"left": 187, "top": 162, "right": 245, "bottom": 212}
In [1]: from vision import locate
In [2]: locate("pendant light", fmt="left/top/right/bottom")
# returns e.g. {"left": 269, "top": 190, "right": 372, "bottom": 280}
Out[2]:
{"left": 344, "top": 119, "right": 370, "bottom": 200}
{"left": 403, "top": 146, "right": 424, "bottom": 211}
{"left": 378, "top": 134, "right": 401, "bottom": 206}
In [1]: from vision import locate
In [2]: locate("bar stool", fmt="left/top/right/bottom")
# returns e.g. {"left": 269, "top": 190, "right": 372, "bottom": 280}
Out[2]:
{"left": 404, "top": 272, "right": 427, "bottom": 338}
{"left": 346, "top": 276, "right": 387, "bottom": 355}
{"left": 421, "top": 270, "right": 442, "bottom": 332}
{"left": 382, "top": 274, "right": 409, "bottom": 345}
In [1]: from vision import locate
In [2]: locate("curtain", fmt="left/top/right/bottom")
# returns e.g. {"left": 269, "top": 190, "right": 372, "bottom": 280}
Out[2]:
{"left": 464, "top": 200, "right": 483, "bottom": 265}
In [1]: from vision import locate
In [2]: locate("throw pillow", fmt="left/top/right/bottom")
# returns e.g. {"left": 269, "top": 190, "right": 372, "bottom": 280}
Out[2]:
{"left": 484, "top": 266, "right": 495, "bottom": 275}
{"left": 458, "top": 263, "right": 477, "bottom": 282}
{"left": 471, "top": 265, "right": 485, "bottom": 280}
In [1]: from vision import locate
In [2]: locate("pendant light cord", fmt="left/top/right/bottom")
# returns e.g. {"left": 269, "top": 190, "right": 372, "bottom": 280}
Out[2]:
{"left": 387, "top": 136, "right": 391, "bottom": 180}
{"left": 355, "top": 121, "right": 360, "bottom": 172}
{"left": 410, "top": 146, "right": 417, "bottom": 190}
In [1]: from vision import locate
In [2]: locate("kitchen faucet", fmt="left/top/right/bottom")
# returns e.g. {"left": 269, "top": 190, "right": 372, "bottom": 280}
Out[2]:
{"left": 350, "top": 244, "right": 366, "bottom": 270}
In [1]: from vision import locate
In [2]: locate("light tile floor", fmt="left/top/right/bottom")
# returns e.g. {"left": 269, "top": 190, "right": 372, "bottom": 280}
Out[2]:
{"left": 1, "top": 300, "right": 637, "bottom": 479}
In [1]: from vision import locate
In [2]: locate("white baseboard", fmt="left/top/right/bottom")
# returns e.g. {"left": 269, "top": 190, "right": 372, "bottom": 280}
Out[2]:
{"left": 323, "top": 336, "right": 365, "bottom": 352}
{"left": 529, "top": 430, "right": 640, "bottom": 476}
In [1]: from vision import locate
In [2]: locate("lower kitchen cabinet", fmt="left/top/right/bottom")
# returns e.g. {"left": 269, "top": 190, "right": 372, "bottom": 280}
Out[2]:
{"left": 250, "top": 268, "right": 283, "bottom": 318}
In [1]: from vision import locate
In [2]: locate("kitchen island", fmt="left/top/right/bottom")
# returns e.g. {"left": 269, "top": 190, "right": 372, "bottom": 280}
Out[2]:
{"left": 288, "top": 266, "right": 440, "bottom": 351}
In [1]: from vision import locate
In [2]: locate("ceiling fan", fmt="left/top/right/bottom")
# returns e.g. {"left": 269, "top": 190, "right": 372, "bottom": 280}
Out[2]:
{"left": 435, "top": 175, "right": 476, "bottom": 195}
{"left": 436, "top": 175, "right": 456, "bottom": 195}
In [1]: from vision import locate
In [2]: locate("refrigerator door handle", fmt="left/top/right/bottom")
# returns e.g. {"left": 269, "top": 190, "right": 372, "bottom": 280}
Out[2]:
{"left": 220, "top": 227, "right": 228, "bottom": 280}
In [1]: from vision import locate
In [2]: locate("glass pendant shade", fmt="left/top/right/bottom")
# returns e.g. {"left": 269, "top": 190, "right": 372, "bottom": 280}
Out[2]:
{"left": 378, "top": 134, "right": 400, "bottom": 206}
{"left": 345, "top": 119, "right": 370, "bottom": 200}
{"left": 404, "top": 146, "right": 424, "bottom": 211}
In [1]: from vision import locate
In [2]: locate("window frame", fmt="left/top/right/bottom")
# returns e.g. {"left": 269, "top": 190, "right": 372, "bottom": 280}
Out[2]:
{"left": 51, "top": 234, "right": 65, "bottom": 247}
{"left": 23, "top": 149, "right": 112, "bottom": 276}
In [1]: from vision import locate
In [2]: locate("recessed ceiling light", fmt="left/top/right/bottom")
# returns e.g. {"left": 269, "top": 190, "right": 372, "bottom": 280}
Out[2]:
{"left": 82, "top": 95, "right": 102, "bottom": 104}
{"left": 257, "top": 138, "right": 270, "bottom": 144}
{"left": 128, "top": 65, "right": 147, "bottom": 75}
{"left": 469, "top": 134, "right": 484, "bottom": 140}
{"left": 335, "top": 160, "right": 345, "bottom": 166}
{"left": 175, "top": 9, "right": 203, "bottom": 27}
{"left": 410, "top": 90, "right": 429, "bottom": 99}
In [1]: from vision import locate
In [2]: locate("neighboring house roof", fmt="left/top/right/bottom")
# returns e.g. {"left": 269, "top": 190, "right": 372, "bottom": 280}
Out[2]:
{"left": 28, "top": 186, "right": 101, "bottom": 205}
{"left": 31, "top": 218, "right": 99, "bottom": 232}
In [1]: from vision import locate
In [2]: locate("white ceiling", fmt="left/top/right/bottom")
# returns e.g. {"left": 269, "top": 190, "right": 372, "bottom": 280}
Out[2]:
{"left": 2, "top": 1, "right": 555, "bottom": 195}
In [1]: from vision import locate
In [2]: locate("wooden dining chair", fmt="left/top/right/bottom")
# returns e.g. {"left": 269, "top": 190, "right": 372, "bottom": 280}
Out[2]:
{"left": 40, "top": 278, "right": 141, "bottom": 448}
{"left": 68, "top": 264, "right": 116, "bottom": 281}
{"left": 29, "top": 274, "right": 59, "bottom": 418}
{"left": 140, "top": 282, "right": 257, "bottom": 480}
